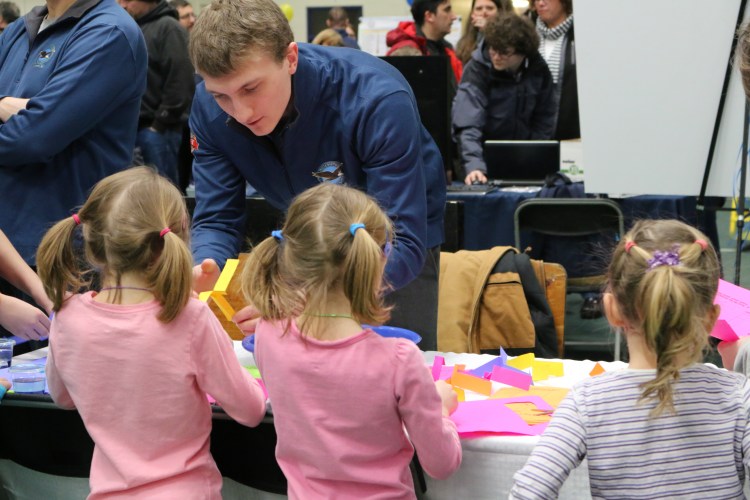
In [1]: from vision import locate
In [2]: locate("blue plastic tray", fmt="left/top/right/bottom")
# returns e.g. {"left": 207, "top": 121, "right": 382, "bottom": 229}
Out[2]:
{"left": 241, "top": 325, "right": 421, "bottom": 353}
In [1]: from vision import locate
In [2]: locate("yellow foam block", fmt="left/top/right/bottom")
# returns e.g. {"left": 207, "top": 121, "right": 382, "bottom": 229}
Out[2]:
{"left": 506, "top": 353, "right": 535, "bottom": 370}
{"left": 198, "top": 291, "right": 212, "bottom": 302}
{"left": 211, "top": 291, "right": 236, "bottom": 321}
{"left": 214, "top": 259, "right": 239, "bottom": 292}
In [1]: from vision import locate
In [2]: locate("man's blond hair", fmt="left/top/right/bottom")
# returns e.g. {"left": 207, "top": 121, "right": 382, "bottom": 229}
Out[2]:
{"left": 189, "top": 0, "right": 293, "bottom": 77}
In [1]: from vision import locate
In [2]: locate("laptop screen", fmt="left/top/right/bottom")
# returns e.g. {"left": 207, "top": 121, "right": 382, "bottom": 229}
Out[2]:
{"left": 483, "top": 140, "right": 560, "bottom": 184}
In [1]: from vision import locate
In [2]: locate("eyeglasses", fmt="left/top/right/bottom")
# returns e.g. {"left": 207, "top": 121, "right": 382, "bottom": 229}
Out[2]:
{"left": 489, "top": 47, "right": 517, "bottom": 58}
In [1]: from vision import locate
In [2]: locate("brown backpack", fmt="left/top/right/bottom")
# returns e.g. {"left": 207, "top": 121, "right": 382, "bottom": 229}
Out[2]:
{"left": 438, "top": 246, "right": 566, "bottom": 356}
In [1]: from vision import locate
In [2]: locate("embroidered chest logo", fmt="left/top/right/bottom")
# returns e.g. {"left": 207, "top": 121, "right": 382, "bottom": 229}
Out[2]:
{"left": 312, "top": 161, "right": 344, "bottom": 184}
{"left": 33, "top": 45, "right": 56, "bottom": 68}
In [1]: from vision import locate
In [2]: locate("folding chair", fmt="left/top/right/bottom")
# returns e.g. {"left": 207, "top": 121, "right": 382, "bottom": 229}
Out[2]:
{"left": 513, "top": 198, "right": 625, "bottom": 361}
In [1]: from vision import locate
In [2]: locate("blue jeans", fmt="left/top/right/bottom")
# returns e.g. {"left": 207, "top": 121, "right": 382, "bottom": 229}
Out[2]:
{"left": 136, "top": 128, "right": 182, "bottom": 185}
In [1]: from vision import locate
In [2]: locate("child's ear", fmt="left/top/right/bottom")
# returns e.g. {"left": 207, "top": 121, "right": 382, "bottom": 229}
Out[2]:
{"left": 603, "top": 292, "right": 627, "bottom": 328}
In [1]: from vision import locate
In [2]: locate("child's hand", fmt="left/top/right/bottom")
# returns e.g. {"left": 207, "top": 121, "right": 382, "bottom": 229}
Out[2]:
{"left": 233, "top": 305, "right": 261, "bottom": 335}
{"left": 435, "top": 380, "right": 459, "bottom": 417}
{"left": 192, "top": 259, "right": 220, "bottom": 293}
{"left": 0, "top": 294, "right": 50, "bottom": 340}
{"left": 0, "top": 377, "right": 9, "bottom": 390}
{"left": 718, "top": 337, "right": 750, "bottom": 372}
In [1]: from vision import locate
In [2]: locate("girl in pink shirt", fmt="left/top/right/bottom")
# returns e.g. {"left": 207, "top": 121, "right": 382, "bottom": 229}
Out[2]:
{"left": 241, "top": 183, "right": 462, "bottom": 499}
{"left": 36, "top": 167, "right": 267, "bottom": 499}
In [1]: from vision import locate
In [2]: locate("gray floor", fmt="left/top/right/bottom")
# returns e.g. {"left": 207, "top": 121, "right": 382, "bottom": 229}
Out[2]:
{"left": 562, "top": 205, "right": 750, "bottom": 365}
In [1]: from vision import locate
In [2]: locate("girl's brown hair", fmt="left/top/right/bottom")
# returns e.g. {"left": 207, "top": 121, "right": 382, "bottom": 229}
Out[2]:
{"left": 607, "top": 219, "right": 720, "bottom": 416}
{"left": 36, "top": 166, "right": 192, "bottom": 323}
{"left": 241, "top": 183, "right": 393, "bottom": 337}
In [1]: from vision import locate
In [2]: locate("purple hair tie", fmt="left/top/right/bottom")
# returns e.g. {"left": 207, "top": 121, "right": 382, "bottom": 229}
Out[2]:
{"left": 647, "top": 247, "right": 681, "bottom": 271}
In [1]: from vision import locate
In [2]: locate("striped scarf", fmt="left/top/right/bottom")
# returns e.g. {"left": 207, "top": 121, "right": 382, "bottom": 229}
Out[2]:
{"left": 536, "top": 14, "right": 574, "bottom": 85}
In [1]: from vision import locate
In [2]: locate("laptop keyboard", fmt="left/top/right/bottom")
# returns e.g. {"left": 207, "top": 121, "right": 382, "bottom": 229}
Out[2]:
{"left": 446, "top": 184, "right": 498, "bottom": 194}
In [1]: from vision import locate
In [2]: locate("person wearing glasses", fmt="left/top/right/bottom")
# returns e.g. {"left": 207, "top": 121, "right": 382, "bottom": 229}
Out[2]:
{"left": 168, "top": 0, "right": 194, "bottom": 32}
{"left": 0, "top": 1, "right": 19, "bottom": 32}
{"left": 188, "top": 0, "right": 446, "bottom": 351}
{"left": 452, "top": 13, "right": 555, "bottom": 185}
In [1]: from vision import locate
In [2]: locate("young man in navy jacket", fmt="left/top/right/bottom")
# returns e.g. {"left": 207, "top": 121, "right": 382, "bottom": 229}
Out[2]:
{"left": 188, "top": 0, "right": 446, "bottom": 350}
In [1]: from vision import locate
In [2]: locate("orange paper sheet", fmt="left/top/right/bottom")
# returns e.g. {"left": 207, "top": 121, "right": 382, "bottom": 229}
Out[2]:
{"left": 451, "top": 371, "right": 492, "bottom": 396}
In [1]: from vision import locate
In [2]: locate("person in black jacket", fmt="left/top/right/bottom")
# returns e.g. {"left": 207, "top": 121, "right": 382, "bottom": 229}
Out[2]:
{"left": 119, "top": 0, "right": 195, "bottom": 185}
{"left": 452, "top": 13, "right": 556, "bottom": 184}
{"left": 532, "top": 0, "right": 578, "bottom": 140}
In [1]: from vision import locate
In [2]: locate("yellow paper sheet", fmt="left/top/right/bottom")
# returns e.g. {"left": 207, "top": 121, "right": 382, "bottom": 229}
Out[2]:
{"left": 211, "top": 291, "right": 236, "bottom": 321}
{"left": 532, "top": 359, "right": 564, "bottom": 381}
{"left": 214, "top": 259, "right": 239, "bottom": 292}
{"left": 506, "top": 353, "right": 535, "bottom": 370}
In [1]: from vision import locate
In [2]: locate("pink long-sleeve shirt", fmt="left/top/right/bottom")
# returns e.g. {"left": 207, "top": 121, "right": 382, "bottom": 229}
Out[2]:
{"left": 255, "top": 320, "right": 462, "bottom": 499}
{"left": 46, "top": 292, "right": 267, "bottom": 499}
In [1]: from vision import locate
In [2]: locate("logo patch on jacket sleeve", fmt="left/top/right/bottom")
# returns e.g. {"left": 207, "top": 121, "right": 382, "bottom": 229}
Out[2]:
{"left": 190, "top": 134, "right": 199, "bottom": 154}
{"left": 312, "top": 161, "right": 344, "bottom": 184}
{"left": 33, "top": 45, "right": 56, "bottom": 68}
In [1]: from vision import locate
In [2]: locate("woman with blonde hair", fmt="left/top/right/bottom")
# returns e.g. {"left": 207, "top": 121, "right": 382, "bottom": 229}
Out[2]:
{"left": 311, "top": 28, "right": 345, "bottom": 47}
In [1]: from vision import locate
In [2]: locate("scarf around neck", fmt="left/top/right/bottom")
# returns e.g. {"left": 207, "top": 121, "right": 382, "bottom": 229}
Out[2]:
{"left": 536, "top": 14, "right": 574, "bottom": 40}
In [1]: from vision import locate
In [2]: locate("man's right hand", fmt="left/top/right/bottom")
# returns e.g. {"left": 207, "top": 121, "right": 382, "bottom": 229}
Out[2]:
{"left": 192, "top": 258, "right": 221, "bottom": 293}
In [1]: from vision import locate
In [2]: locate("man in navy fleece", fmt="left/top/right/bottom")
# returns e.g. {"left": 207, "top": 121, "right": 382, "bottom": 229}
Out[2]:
{"left": 188, "top": 0, "right": 446, "bottom": 350}
{"left": 0, "top": 0, "right": 147, "bottom": 266}
{"left": 0, "top": 0, "right": 147, "bottom": 338}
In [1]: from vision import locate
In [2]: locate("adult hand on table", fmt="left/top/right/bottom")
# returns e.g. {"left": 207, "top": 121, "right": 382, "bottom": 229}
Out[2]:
{"left": 464, "top": 170, "right": 487, "bottom": 185}
{"left": 435, "top": 380, "right": 459, "bottom": 417}
{"left": 233, "top": 305, "right": 261, "bottom": 335}
{"left": 0, "top": 294, "right": 50, "bottom": 340}
{"left": 192, "top": 258, "right": 221, "bottom": 294}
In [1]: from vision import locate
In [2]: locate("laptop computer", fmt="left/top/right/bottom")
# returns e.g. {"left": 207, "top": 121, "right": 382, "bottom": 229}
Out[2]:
{"left": 483, "top": 140, "right": 560, "bottom": 187}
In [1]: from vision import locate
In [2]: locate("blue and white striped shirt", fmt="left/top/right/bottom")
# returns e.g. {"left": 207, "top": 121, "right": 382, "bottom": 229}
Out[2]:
{"left": 511, "top": 364, "right": 750, "bottom": 499}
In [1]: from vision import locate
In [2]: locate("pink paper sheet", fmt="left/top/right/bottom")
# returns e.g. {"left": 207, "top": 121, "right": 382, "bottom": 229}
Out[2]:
{"left": 451, "top": 396, "right": 552, "bottom": 437}
{"left": 711, "top": 279, "right": 750, "bottom": 341}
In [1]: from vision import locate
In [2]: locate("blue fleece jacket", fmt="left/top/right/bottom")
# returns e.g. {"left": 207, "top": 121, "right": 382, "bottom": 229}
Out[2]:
{"left": 0, "top": 0, "right": 147, "bottom": 264}
{"left": 189, "top": 43, "right": 446, "bottom": 289}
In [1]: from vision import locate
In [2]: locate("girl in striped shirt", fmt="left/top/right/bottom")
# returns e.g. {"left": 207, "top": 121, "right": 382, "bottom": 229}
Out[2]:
{"left": 511, "top": 219, "right": 750, "bottom": 499}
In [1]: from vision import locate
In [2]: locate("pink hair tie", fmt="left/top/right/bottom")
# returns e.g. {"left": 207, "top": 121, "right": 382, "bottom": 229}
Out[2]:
{"left": 694, "top": 239, "right": 708, "bottom": 251}
{"left": 624, "top": 240, "right": 636, "bottom": 254}
{"left": 72, "top": 214, "right": 81, "bottom": 225}
{"left": 159, "top": 227, "right": 171, "bottom": 238}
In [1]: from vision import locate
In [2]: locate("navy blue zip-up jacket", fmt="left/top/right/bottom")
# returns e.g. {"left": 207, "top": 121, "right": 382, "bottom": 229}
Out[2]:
{"left": 189, "top": 43, "right": 446, "bottom": 289}
{"left": 0, "top": 0, "right": 147, "bottom": 264}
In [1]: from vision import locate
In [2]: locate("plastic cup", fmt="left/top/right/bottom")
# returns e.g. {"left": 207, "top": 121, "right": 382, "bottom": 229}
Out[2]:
{"left": 0, "top": 338, "right": 15, "bottom": 369}
{"left": 9, "top": 364, "right": 46, "bottom": 393}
